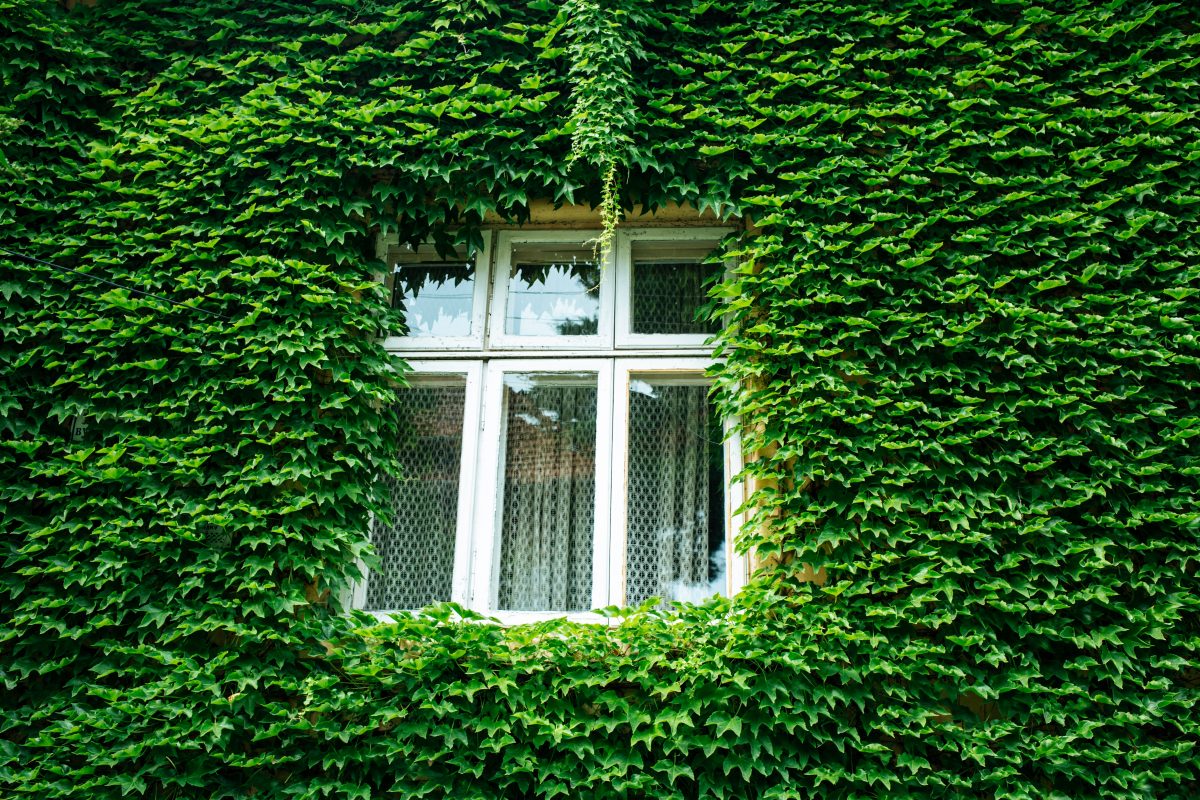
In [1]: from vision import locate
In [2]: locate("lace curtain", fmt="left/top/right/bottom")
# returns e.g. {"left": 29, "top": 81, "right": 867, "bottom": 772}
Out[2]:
{"left": 625, "top": 383, "right": 719, "bottom": 606}
{"left": 365, "top": 384, "right": 464, "bottom": 611}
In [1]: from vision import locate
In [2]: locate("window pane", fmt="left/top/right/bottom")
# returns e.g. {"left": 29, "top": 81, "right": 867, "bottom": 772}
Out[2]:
{"left": 390, "top": 255, "right": 476, "bottom": 338}
{"left": 366, "top": 381, "right": 465, "bottom": 610}
{"left": 625, "top": 380, "right": 726, "bottom": 605}
{"left": 630, "top": 241, "right": 720, "bottom": 335}
{"left": 505, "top": 245, "right": 600, "bottom": 336}
{"left": 497, "top": 373, "right": 597, "bottom": 611}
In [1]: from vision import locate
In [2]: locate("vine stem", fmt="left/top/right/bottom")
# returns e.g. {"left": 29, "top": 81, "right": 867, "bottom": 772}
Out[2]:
{"left": 595, "top": 159, "right": 621, "bottom": 265}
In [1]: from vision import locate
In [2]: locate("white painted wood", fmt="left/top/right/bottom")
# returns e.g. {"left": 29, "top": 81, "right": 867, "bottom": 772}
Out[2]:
{"left": 474, "top": 359, "right": 612, "bottom": 616}
{"left": 471, "top": 362, "right": 505, "bottom": 612}
{"left": 489, "top": 611, "right": 609, "bottom": 626}
{"left": 590, "top": 361, "right": 615, "bottom": 611}
{"left": 607, "top": 366, "right": 632, "bottom": 608}
{"left": 385, "top": 347, "right": 715, "bottom": 361}
{"left": 450, "top": 362, "right": 484, "bottom": 606}
{"left": 622, "top": 226, "right": 733, "bottom": 242}
{"left": 351, "top": 361, "right": 481, "bottom": 613}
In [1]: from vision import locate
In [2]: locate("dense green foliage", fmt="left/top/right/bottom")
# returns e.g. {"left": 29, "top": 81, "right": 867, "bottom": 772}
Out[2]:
{"left": 2, "top": 0, "right": 1197, "bottom": 797}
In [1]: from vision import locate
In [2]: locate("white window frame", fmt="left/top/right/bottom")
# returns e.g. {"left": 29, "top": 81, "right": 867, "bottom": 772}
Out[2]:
{"left": 723, "top": 417, "right": 750, "bottom": 599}
{"left": 359, "top": 227, "right": 748, "bottom": 624}
{"left": 487, "top": 230, "right": 617, "bottom": 351}
{"left": 608, "top": 358, "right": 748, "bottom": 607}
{"left": 471, "top": 359, "right": 615, "bottom": 624}
{"left": 350, "top": 360, "right": 483, "bottom": 612}
{"left": 614, "top": 226, "right": 730, "bottom": 350}
{"left": 376, "top": 234, "right": 492, "bottom": 351}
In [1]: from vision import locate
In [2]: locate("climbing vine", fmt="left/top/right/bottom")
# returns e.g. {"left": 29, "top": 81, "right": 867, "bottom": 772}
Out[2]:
{"left": 562, "top": 0, "right": 643, "bottom": 259}
{"left": 2, "top": 1, "right": 1197, "bottom": 798}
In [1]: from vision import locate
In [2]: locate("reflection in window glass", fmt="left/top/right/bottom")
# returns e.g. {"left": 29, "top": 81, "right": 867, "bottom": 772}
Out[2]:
{"left": 631, "top": 241, "right": 720, "bottom": 335}
{"left": 391, "top": 259, "right": 476, "bottom": 338}
{"left": 625, "top": 380, "right": 725, "bottom": 606}
{"left": 367, "top": 381, "right": 466, "bottom": 610}
{"left": 496, "top": 373, "right": 597, "bottom": 611}
{"left": 505, "top": 245, "right": 600, "bottom": 336}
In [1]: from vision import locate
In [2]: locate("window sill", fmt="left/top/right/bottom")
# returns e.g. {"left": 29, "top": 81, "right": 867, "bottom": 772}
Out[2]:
{"left": 359, "top": 608, "right": 613, "bottom": 627}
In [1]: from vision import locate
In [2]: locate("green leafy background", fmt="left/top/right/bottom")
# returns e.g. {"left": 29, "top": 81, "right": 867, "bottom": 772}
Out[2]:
{"left": 2, "top": 0, "right": 1197, "bottom": 797}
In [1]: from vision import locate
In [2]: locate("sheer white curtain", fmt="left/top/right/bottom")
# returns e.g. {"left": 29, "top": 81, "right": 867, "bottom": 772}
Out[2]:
{"left": 496, "top": 378, "right": 597, "bottom": 612}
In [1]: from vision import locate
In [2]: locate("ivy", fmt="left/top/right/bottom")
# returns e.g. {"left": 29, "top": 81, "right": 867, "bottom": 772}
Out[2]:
{"left": 2, "top": 0, "right": 1198, "bottom": 798}
{"left": 562, "top": 0, "right": 645, "bottom": 260}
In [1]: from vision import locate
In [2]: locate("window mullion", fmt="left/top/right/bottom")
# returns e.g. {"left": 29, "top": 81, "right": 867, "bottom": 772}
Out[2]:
{"left": 469, "top": 362, "right": 505, "bottom": 612}
{"left": 450, "top": 362, "right": 484, "bottom": 606}
{"left": 607, "top": 361, "right": 633, "bottom": 611}
{"left": 589, "top": 361, "right": 616, "bottom": 611}
{"left": 723, "top": 416, "right": 750, "bottom": 598}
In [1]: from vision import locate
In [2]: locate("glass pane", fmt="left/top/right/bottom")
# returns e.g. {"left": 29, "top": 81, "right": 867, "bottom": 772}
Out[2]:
{"left": 505, "top": 245, "right": 600, "bottom": 336}
{"left": 390, "top": 257, "right": 476, "bottom": 338}
{"left": 631, "top": 241, "right": 720, "bottom": 335}
{"left": 366, "top": 381, "right": 465, "bottom": 610}
{"left": 625, "top": 380, "right": 726, "bottom": 606}
{"left": 496, "top": 373, "right": 597, "bottom": 611}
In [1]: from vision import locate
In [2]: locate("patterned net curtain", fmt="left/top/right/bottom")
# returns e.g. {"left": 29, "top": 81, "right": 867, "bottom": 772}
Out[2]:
{"left": 625, "top": 383, "right": 723, "bottom": 606}
{"left": 365, "top": 384, "right": 465, "bottom": 610}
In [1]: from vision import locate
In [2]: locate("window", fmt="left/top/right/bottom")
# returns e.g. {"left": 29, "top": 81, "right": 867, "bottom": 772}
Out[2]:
{"left": 356, "top": 228, "right": 747, "bottom": 623}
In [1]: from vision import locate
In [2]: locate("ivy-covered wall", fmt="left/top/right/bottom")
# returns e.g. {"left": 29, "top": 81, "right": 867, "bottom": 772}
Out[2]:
{"left": 2, "top": 0, "right": 1197, "bottom": 797}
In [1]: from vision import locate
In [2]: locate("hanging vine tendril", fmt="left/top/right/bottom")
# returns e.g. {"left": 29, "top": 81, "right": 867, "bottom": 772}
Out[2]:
{"left": 563, "top": 0, "right": 642, "bottom": 263}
